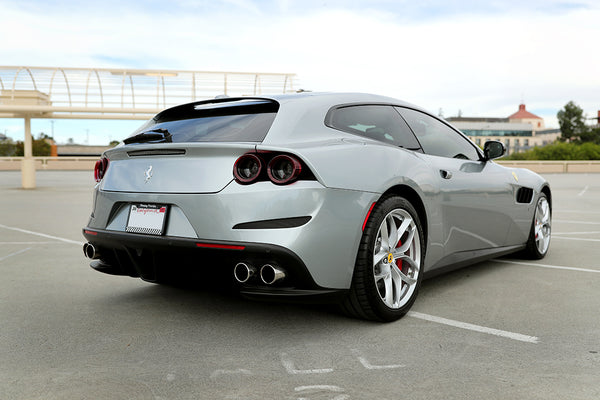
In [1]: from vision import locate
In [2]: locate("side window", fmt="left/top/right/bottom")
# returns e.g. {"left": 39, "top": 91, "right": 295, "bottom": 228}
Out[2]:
{"left": 397, "top": 108, "right": 481, "bottom": 160}
{"left": 327, "top": 105, "right": 422, "bottom": 150}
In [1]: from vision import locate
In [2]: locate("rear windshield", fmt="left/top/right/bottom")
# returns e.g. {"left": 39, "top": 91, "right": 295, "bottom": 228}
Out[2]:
{"left": 126, "top": 99, "right": 278, "bottom": 144}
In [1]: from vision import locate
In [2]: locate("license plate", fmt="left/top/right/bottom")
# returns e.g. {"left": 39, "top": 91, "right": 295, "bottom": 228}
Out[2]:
{"left": 126, "top": 204, "right": 168, "bottom": 235}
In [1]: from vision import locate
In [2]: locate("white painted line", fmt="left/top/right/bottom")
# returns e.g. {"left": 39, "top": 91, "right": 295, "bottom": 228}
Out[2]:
{"left": 351, "top": 349, "right": 405, "bottom": 370}
{"left": 0, "top": 224, "right": 84, "bottom": 246}
{"left": 280, "top": 353, "right": 333, "bottom": 375}
{"left": 577, "top": 185, "right": 589, "bottom": 197}
{"left": 0, "top": 242, "right": 59, "bottom": 245}
{"left": 295, "top": 386, "right": 349, "bottom": 400}
{"left": 0, "top": 247, "right": 32, "bottom": 263}
{"left": 553, "top": 220, "right": 600, "bottom": 225}
{"left": 552, "top": 231, "right": 600, "bottom": 235}
{"left": 209, "top": 369, "right": 252, "bottom": 379}
{"left": 295, "top": 385, "right": 345, "bottom": 393}
{"left": 557, "top": 210, "right": 600, "bottom": 215}
{"left": 407, "top": 312, "right": 539, "bottom": 344}
{"left": 552, "top": 236, "right": 600, "bottom": 242}
{"left": 496, "top": 259, "right": 600, "bottom": 274}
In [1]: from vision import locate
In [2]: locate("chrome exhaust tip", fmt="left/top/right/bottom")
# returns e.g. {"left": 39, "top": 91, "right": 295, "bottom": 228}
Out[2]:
{"left": 260, "top": 264, "right": 285, "bottom": 285}
{"left": 233, "top": 262, "right": 256, "bottom": 283}
{"left": 83, "top": 242, "right": 100, "bottom": 259}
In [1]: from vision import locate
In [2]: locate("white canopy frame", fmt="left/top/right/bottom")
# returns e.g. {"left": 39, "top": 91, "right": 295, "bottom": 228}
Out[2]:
{"left": 0, "top": 66, "right": 297, "bottom": 188}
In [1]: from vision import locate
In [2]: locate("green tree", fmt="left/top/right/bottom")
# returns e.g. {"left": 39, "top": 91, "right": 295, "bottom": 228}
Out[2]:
{"left": 578, "top": 126, "right": 600, "bottom": 144}
{"left": 504, "top": 141, "right": 600, "bottom": 160}
{"left": 0, "top": 141, "right": 18, "bottom": 156}
{"left": 15, "top": 135, "right": 52, "bottom": 156}
{"left": 557, "top": 101, "right": 589, "bottom": 142}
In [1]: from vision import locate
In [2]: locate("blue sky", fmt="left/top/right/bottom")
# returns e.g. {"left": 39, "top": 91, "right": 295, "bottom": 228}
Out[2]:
{"left": 2, "top": 0, "right": 599, "bottom": 145}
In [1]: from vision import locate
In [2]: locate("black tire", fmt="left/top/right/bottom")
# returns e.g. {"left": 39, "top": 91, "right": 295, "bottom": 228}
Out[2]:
{"left": 522, "top": 192, "right": 551, "bottom": 260}
{"left": 341, "top": 195, "right": 425, "bottom": 322}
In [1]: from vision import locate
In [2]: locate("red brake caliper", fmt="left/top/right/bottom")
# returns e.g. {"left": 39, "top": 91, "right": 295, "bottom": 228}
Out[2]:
{"left": 395, "top": 240, "right": 403, "bottom": 271}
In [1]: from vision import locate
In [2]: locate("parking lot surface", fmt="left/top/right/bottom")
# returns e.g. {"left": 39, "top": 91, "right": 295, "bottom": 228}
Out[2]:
{"left": 1, "top": 171, "right": 599, "bottom": 400}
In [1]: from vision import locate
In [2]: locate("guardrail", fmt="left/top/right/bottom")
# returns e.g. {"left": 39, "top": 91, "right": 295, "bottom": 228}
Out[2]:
{"left": 0, "top": 156, "right": 96, "bottom": 171}
{"left": 1, "top": 157, "right": 599, "bottom": 173}
{"left": 497, "top": 160, "right": 600, "bottom": 173}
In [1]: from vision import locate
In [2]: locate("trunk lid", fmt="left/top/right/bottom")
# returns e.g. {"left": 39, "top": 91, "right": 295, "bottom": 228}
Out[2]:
{"left": 100, "top": 143, "right": 255, "bottom": 193}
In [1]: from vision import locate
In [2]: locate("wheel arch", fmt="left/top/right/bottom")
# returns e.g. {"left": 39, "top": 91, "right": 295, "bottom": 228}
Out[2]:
{"left": 541, "top": 185, "right": 552, "bottom": 210}
{"left": 380, "top": 184, "right": 428, "bottom": 242}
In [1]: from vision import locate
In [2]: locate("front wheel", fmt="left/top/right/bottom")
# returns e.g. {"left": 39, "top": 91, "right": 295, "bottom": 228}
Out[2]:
{"left": 341, "top": 195, "right": 425, "bottom": 322}
{"left": 523, "top": 193, "right": 551, "bottom": 259}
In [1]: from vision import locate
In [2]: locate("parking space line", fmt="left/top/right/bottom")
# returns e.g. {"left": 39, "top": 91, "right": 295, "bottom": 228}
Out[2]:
{"left": 0, "top": 248, "right": 32, "bottom": 263}
{"left": 0, "top": 224, "right": 83, "bottom": 246}
{"left": 496, "top": 259, "right": 599, "bottom": 273}
{"left": 557, "top": 209, "right": 600, "bottom": 215}
{"left": 553, "top": 220, "right": 600, "bottom": 225}
{"left": 407, "top": 312, "right": 539, "bottom": 343}
{"left": 552, "top": 231, "right": 600, "bottom": 235}
{"left": 280, "top": 353, "right": 334, "bottom": 374}
{"left": 577, "top": 186, "right": 589, "bottom": 196}
{"left": 0, "top": 242, "right": 61, "bottom": 245}
{"left": 552, "top": 236, "right": 600, "bottom": 242}
{"left": 351, "top": 349, "right": 405, "bottom": 370}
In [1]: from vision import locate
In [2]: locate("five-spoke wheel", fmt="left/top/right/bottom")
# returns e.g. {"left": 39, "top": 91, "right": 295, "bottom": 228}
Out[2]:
{"left": 524, "top": 192, "right": 551, "bottom": 259}
{"left": 373, "top": 209, "right": 421, "bottom": 309}
{"left": 342, "top": 195, "right": 424, "bottom": 321}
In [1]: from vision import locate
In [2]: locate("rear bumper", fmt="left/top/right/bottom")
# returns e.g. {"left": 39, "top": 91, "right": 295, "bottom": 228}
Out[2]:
{"left": 86, "top": 181, "right": 378, "bottom": 289}
{"left": 82, "top": 228, "right": 345, "bottom": 301}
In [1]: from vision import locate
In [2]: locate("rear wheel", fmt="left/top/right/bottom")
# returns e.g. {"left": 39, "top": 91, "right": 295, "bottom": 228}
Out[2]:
{"left": 523, "top": 193, "right": 551, "bottom": 259}
{"left": 341, "top": 195, "right": 424, "bottom": 321}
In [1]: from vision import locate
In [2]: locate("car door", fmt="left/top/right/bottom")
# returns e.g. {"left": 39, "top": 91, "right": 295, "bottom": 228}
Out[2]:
{"left": 396, "top": 107, "right": 515, "bottom": 256}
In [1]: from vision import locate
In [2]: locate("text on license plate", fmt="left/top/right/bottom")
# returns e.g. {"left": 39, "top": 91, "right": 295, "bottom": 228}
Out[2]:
{"left": 126, "top": 204, "right": 168, "bottom": 235}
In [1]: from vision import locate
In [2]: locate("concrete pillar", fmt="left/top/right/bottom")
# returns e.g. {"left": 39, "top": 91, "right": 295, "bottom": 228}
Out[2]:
{"left": 21, "top": 116, "right": 36, "bottom": 189}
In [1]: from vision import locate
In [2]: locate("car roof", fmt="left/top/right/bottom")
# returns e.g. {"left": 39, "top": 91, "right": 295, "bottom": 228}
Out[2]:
{"left": 150, "top": 92, "right": 435, "bottom": 146}
{"left": 256, "top": 92, "right": 431, "bottom": 145}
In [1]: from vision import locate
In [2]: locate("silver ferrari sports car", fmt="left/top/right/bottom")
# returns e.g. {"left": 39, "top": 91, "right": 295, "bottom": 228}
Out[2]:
{"left": 82, "top": 92, "right": 551, "bottom": 321}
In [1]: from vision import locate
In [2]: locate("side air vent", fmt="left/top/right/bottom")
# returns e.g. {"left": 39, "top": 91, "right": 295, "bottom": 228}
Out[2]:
{"left": 233, "top": 216, "right": 312, "bottom": 229}
{"left": 127, "top": 149, "right": 186, "bottom": 157}
{"left": 516, "top": 187, "right": 534, "bottom": 204}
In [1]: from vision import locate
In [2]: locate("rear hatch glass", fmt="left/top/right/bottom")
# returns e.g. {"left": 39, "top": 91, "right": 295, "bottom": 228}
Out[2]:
{"left": 125, "top": 98, "right": 278, "bottom": 144}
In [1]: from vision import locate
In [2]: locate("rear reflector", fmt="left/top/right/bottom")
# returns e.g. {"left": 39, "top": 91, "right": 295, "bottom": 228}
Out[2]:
{"left": 196, "top": 242, "right": 245, "bottom": 250}
{"left": 362, "top": 202, "right": 376, "bottom": 231}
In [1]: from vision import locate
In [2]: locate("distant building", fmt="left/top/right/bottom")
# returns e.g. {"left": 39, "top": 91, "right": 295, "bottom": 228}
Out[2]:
{"left": 0, "top": 133, "right": 7, "bottom": 141}
{"left": 447, "top": 104, "right": 561, "bottom": 154}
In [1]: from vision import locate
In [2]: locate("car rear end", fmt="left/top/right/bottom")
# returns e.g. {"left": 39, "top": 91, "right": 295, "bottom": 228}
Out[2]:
{"left": 82, "top": 96, "right": 375, "bottom": 300}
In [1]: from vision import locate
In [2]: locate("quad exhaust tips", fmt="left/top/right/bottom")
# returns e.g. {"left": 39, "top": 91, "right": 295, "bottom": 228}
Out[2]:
{"left": 233, "top": 262, "right": 257, "bottom": 283}
{"left": 233, "top": 262, "right": 286, "bottom": 285}
{"left": 83, "top": 242, "right": 100, "bottom": 260}
{"left": 259, "top": 264, "right": 286, "bottom": 285}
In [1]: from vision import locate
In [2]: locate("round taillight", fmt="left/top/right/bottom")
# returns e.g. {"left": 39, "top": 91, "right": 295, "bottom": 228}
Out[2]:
{"left": 94, "top": 157, "right": 109, "bottom": 182}
{"left": 234, "top": 154, "right": 262, "bottom": 184}
{"left": 267, "top": 155, "right": 302, "bottom": 185}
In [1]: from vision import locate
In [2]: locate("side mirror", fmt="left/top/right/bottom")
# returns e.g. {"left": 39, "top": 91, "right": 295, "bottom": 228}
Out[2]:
{"left": 483, "top": 141, "right": 506, "bottom": 161}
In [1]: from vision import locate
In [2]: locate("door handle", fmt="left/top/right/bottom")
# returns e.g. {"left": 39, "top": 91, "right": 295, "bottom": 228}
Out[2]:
{"left": 440, "top": 170, "right": 452, "bottom": 179}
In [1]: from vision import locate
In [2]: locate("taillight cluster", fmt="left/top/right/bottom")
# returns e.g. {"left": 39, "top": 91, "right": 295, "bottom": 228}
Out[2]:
{"left": 94, "top": 157, "right": 109, "bottom": 182}
{"left": 233, "top": 152, "right": 310, "bottom": 185}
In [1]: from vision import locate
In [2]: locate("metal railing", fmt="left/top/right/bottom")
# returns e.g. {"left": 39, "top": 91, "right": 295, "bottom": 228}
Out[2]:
{"left": 0, "top": 66, "right": 297, "bottom": 119}
{"left": 2, "top": 157, "right": 599, "bottom": 173}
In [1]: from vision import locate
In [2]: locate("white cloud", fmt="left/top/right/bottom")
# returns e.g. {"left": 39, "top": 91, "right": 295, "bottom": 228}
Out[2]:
{"left": 1, "top": 0, "right": 599, "bottom": 140}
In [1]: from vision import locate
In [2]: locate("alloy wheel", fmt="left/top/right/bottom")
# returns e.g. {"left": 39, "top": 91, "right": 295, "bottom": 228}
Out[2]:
{"left": 372, "top": 209, "right": 421, "bottom": 309}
